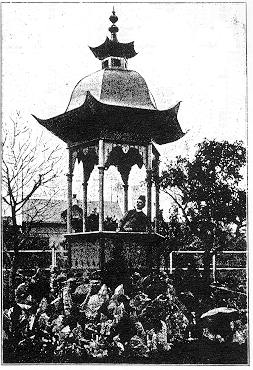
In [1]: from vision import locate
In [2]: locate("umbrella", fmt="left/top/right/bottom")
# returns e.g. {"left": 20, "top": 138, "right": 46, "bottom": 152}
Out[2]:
{"left": 200, "top": 307, "right": 239, "bottom": 320}
{"left": 200, "top": 307, "right": 239, "bottom": 339}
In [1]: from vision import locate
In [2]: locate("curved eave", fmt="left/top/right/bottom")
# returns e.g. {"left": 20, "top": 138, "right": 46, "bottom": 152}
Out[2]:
{"left": 152, "top": 101, "right": 185, "bottom": 144}
{"left": 32, "top": 92, "right": 185, "bottom": 145}
{"left": 32, "top": 102, "right": 96, "bottom": 143}
{"left": 89, "top": 37, "right": 137, "bottom": 60}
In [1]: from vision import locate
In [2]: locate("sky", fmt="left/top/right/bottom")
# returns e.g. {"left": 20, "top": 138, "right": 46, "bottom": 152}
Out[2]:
{"left": 2, "top": 2, "right": 247, "bottom": 218}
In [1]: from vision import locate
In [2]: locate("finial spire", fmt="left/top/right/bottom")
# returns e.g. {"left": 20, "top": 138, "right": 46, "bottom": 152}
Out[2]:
{"left": 109, "top": 7, "right": 119, "bottom": 41}
{"left": 89, "top": 8, "right": 137, "bottom": 61}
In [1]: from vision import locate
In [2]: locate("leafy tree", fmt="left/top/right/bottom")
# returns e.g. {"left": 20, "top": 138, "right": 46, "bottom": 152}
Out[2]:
{"left": 159, "top": 139, "right": 246, "bottom": 283}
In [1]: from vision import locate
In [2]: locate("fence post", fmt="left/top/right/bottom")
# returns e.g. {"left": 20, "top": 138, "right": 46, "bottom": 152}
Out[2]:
{"left": 169, "top": 252, "right": 173, "bottom": 275}
{"left": 52, "top": 246, "right": 56, "bottom": 268}
{"left": 212, "top": 254, "right": 216, "bottom": 282}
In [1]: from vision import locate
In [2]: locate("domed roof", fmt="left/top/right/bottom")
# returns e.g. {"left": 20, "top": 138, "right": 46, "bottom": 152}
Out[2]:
{"left": 66, "top": 68, "right": 156, "bottom": 112}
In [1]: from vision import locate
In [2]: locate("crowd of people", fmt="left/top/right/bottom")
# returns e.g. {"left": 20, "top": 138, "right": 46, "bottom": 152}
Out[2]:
{"left": 2, "top": 263, "right": 247, "bottom": 363}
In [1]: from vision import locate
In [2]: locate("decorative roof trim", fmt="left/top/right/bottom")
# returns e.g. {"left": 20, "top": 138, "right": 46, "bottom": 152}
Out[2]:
{"left": 33, "top": 92, "right": 185, "bottom": 145}
{"left": 89, "top": 37, "right": 137, "bottom": 60}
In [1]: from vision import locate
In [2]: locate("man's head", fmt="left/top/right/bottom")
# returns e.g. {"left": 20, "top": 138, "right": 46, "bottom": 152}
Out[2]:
{"left": 136, "top": 195, "right": 146, "bottom": 210}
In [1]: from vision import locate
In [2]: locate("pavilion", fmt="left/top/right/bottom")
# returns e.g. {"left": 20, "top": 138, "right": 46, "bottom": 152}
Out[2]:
{"left": 33, "top": 9, "right": 185, "bottom": 275}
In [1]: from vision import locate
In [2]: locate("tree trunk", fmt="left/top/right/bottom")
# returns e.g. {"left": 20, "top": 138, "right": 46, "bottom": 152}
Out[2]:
{"left": 8, "top": 207, "right": 20, "bottom": 305}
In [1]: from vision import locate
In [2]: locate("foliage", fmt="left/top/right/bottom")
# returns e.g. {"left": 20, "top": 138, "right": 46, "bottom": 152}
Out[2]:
{"left": 2, "top": 269, "right": 247, "bottom": 364}
{"left": 159, "top": 140, "right": 246, "bottom": 249}
{"left": 158, "top": 139, "right": 246, "bottom": 284}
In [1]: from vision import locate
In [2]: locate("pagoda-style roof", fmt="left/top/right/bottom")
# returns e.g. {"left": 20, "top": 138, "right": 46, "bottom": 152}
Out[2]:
{"left": 33, "top": 91, "right": 184, "bottom": 145}
{"left": 89, "top": 9, "right": 137, "bottom": 61}
{"left": 66, "top": 69, "right": 156, "bottom": 111}
{"left": 33, "top": 9, "right": 185, "bottom": 147}
{"left": 89, "top": 37, "right": 137, "bottom": 60}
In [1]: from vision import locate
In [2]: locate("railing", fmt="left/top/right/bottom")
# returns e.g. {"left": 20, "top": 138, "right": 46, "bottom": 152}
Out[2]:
{"left": 3, "top": 248, "right": 68, "bottom": 270}
{"left": 3, "top": 249, "right": 247, "bottom": 282}
{"left": 167, "top": 250, "right": 247, "bottom": 282}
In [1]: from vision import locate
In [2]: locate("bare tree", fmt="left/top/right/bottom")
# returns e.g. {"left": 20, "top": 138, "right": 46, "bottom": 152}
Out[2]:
{"left": 2, "top": 112, "right": 64, "bottom": 302}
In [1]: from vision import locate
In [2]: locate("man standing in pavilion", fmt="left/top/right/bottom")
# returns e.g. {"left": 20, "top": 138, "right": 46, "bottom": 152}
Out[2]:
{"left": 118, "top": 195, "right": 151, "bottom": 232}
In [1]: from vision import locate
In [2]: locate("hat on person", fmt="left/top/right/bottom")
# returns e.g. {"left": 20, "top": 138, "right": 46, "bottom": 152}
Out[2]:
{"left": 138, "top": 195, "right": 146, "bottom": 204}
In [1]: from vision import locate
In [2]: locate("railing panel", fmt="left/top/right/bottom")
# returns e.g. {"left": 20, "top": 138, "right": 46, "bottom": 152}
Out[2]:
{"left": 168, "top": 250, "right": 247, "bottom": 277}
{"left": 3, "top": 249, "right": 247, "bottom": 277}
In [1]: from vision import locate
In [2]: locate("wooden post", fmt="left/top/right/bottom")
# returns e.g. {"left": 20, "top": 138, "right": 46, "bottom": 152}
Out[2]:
{"left": 212, "top": 254, "right": 216, "bottom": 282}
{"left": 67, "top": 148, "right": 74, "bottom": 233}
{"left": 146, "top": 143, "right": 153, "bottom": 222}
{"left": 147, "top": 177, "right": 152, "bottom": 222}
{"left": 154, "top": 152, "right": 160, "bottom": 233}
{"left": 98, "top": 140, "right": 104, "bottom": 232}
{"left": 169, "top": 252, "right": 173, "bottom": 275}
{"left": 51, "top": 245, "right": 56, "bottom": 268}
{"left": 123, "top": 183, "right": 128, "bottom": 214}
{"left": 82, "top": 167, "right": 88, "bottom": 232}
{"left": 154, "top": 185, "right": 160, "bottom": 233}
{"left": 66, "top": 173, "right": 73, "bottom": 233}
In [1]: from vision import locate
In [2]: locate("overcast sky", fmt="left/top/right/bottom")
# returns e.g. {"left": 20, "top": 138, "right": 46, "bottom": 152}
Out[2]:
{"left": 2, "top": 2, "right": 247, "bottom": 216}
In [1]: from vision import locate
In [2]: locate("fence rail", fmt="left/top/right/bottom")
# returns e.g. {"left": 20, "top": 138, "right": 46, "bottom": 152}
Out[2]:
{"left": 3, "top": 249, "right": 247, "bottom": 281}
{"left": 168, "top": 250, "right": 247, "bottom": 282}
{"left": 3, "top": 249, "right": 67, "bottom": 270}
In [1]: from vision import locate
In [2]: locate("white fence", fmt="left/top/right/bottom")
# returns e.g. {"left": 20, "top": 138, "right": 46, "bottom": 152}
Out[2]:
{"left": 4, "top": 249, "right": 247, "bottom": 281}
{"left": 3, "top": 248, "right": 68, "bottom": 270}
{"left": 167, "top": 250, "right": 247, "bottom": 282}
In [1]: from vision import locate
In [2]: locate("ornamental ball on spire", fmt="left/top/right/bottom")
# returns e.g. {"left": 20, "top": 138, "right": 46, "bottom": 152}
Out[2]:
{"left": 109, "top": 8, "right": 118, "bottom": 24}
{"left": 109, "top": 24, "right": 119, "bottom": 34}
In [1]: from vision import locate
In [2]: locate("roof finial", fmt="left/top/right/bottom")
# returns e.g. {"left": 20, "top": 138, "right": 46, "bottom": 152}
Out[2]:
{"left": 109, "top": 7, "right": 119, "bottom": 41}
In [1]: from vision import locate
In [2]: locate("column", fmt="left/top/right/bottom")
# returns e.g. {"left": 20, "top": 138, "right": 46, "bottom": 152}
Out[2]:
{"left": 66, "top": 172, "right": 73, "bottom": 233}
{"left": 147, "top": 173, "right": 152, "bottom": 221}
{"left": 51, "top": 244, "right": 56, "bottom": 268}
{"left": 146, "top": 143, "right": 153, "bottom": 222}
{"left": 155, "top": 185, "right": 160, "bottom": 232}
{"left": 98, "top": 140, "right": 105, "bottom": 232}
{"left": 212, "top": 254, "right": 216, "bottom": 282}
{"left": 123, "top": 183, "right": 128, "bottom": 214}
{"left": 82, "top": 167, "right": 88, "bottom": 232}
{"left": 154, "top": 154, "right": 160, "bottom": 233}
{"left": 169, "top": 252, "right": 173, "bottom": 275}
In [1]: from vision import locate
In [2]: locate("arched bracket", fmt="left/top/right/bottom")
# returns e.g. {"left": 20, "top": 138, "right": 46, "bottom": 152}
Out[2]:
{"left": 69, "top": 148, "right": 78, "bottom": 175}
{"left": 77, "top": 147, "right": 99, "bottom": 182}
{"left": 105, "top": 146, "right": 143, "bottom": 185}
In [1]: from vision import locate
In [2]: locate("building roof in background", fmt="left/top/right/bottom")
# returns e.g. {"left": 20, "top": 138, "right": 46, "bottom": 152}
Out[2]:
{"left": 22, "top": 198, "right": 123, "bottom": 224}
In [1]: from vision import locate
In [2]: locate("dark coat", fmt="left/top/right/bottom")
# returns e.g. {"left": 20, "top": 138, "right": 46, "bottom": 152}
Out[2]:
{"left": 119, "top": 209, "right": 150, "bottom": 232}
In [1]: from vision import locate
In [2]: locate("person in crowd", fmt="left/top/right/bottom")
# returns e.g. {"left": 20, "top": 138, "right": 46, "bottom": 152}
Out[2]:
{"left": 29, "top": 267, "right": 50, "bottom": 303}
{"left": 3, "top": 266, "right": 247, "bottom": 363}
{"left": 15, "top": 276, "right": 32, "bottom": 305}
{"left": 88, "top": 208, "right": 99, "bottom": 231}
